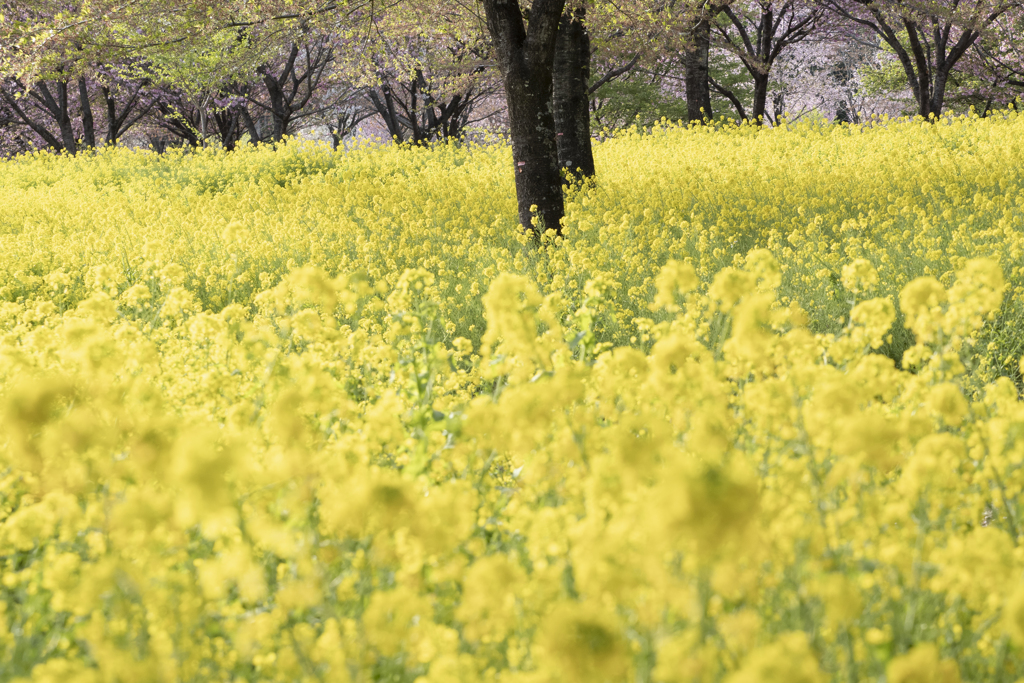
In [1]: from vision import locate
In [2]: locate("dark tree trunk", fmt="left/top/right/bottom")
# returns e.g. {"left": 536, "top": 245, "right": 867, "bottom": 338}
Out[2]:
{"left": 55, "top": 82, "right": 77, "bottom": 152}
{"left": 240, "top": 107, "right": 261, "bottom": 145}
{"left": 750, "top": 72, "right": 769, "bottom": 122}
{"left": 36, "top": 81, "right": 78, "bottom": 152}
{"left": 103, "top": 83, "right": 149, "bottom": 145}
{"left": 0, "top": 85, "right": 63, "bottom": 150}
{"left": 553, "top": 6, "right": 594, "bottom": 182}
{"left": 77, "top": 77, "right": 96, "bottom": 149}
{"left": 4, "top": 75, "right": 149, "bottom": 154}
{"left": 367, "top": 81, "right": 409, "bottom": 142}
{"left": 408, "top": 74, "right": 425, "bottom": 141}
{"left": 904, "top": 21, "right": 934, "bottom": 117}
{"left": 214, "top": 107, "right": 244, "bottom": 151}
{"left": 368, "top": 68, "right": 476, "bottom": 144}
{"left": 60, "top": 91, "right": 76, "bottom": 150}
{"left": 684, "top": 14, "right": 714, "bottom": 123}
{"left": 264, "top": 72, "right": 291, "bottom": 141}
{"left": 246, "top": 41, "right": 332, "bottom": 142}
{"left": 904, "top": 24, "right": 969, "bottom": 119}
{"left": 483, "top": 0, "right": 567, "bottom": 239}
{"left": 104, "top": 88, "right": 119, "bottom": 144}
{"left": 256, "top": 43, "right": 303, "bottom": 142}
{"left": 506, "top": 66, "right": 565, "bottom": 236}
{"left": 437, "top": 93, "right": 472, "bottom": 139}
{"left": 931, "top": 69, "right": 950, "bottom": 116}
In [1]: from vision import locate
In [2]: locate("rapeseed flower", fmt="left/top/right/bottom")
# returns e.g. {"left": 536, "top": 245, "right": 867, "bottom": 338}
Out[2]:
{"left": 1, "top": 112, "right": 1023, "bottom": 682}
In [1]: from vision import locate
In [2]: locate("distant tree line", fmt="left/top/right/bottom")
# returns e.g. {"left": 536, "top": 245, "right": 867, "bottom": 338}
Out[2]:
{"left": 2, "top": 0, "right": 1022, "bottom": 237}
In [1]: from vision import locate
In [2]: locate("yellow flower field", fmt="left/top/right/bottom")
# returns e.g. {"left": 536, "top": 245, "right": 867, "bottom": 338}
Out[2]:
{"left": 1, "top": 111, "right": 1024, "bottom": 682}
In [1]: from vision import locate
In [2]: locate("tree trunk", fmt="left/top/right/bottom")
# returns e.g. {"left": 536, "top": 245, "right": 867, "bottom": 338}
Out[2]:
{"left": 56, "top": 82, "right": 77, "bottom": 152}
{"left": 930, "top": 68, "right": 950, "bottom": 117}
{"left": 553, "top": 6, "right": 594, "bottom": 182}
{"left": 36, "top": 81, "right": 77, "bottom": 153}
{"left": 903, "top": 20, "right": 934, "bottom": 117}
{"left": 483, "top": 0, "right": 567, "bottom": 239}
{"left": 214, "top": 107, "right": 243, "bottom": 151}
{"left": 409, "top": 72, "right": 426, "bottom": 142}
{"left": 199, "top": 101, "right": 209, "bottom": 147}
{"left": 77, "top": 77, "right": 96, "bottom": 149}
{"left": 0, "top": 87, "right": 63, "bottom": 150}
{"left": 104, "top": 88, "right": 119, "bottom": 144}
{"left": 506, "top": 66, "right": 565, "bottom": 235}
{"left": 265, "top": 79, "right": 289, "bottom": 141}
{"left": 750, "top": 72, "right": 769, "bottom": 123}
{"left": 240, "top": 108, "right": 261, "bottom": 145}
{"left": 684, "top": 14, "right": 714, "bottom": 123}
{"left": 103, "top": 83, "right": 149, "bottom": 145}
{"left": 262, "top": 44, "right": 299, "bottom": 142}
{"left": 367, "top": 85, "right": 406, "bottom": 142}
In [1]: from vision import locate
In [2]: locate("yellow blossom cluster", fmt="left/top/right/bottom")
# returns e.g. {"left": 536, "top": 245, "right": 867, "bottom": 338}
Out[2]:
{"left": 1, "top": 111, "right": 1024, "bottom": 683}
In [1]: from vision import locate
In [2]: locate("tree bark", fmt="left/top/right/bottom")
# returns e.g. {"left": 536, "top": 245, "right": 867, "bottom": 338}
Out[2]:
{"left": 750, "top": 72, "right": 769, "bottom": 122}
{"left": 240, "top": 107, "right": 261, "bottom": 145}
{"left": 367, "top": 83, "right": 407, "bottom": 142}
{"left": 0, "top": 85, "right": 63, "bottom": 150}
{"left": 78, "top": 77, "right": 96, "bottom": 149}
{"left": 103, "top": 82, "right": 149, "bottom": 145}
{"left": 35, "top": 81, "right": 78, "bottom": 153}
{"left": 104, "top": 88, "right": 119, "bottom": 145}
{"left": 931, "top": 69, "right": 950, "bottom": 116}
{"left": 214, "top": 106, "right": 244, "bottom": 151}
{"left": 483, "top": 0, "right": 567, "bottom": 239}
{"left": 553, "top": 5, "right": 594, "bottom": 182}
{"left": 262, "top": 43, "right": 301, "bottom": 141}
{"left": 684, "top": 13, "right": 714, "bottom": 123}
{"left": 904, "top": 21, "right": 934, "bottom": 117}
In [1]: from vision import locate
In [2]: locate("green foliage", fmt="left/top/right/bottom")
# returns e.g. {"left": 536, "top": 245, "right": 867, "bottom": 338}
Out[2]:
{"left": 591, "top": 79, "right": 689, "bottom": 130}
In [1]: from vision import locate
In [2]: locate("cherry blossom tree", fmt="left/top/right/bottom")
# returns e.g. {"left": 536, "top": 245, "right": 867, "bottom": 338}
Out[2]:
{"left": 0, "top": 65, "right": 156, "bottom": 154}
{"left": 767, "top": 33, "right": 911, "bottom": 122}
{"left": 821, "top": 0, "right": 1022, "bottom": 117}
{"left": 228, "top": 37, "right": 337, "bottom": 143}
{"left": 709, "top": 0, "right": 824, "bottom": 122}
{"left": 146, "top": 89, "right": 251, "bottom": 150}
{"left": 316, "top": 87, "right": 376, "bottom": 149}
{"left": 961, "top": 10, "right": 1024, "bottom": 111}
{"left": 0, "top": 0, "right": 371, "bottom": 153}
{"left": 362, "top": 30, "right": 500, "bottom": 144}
